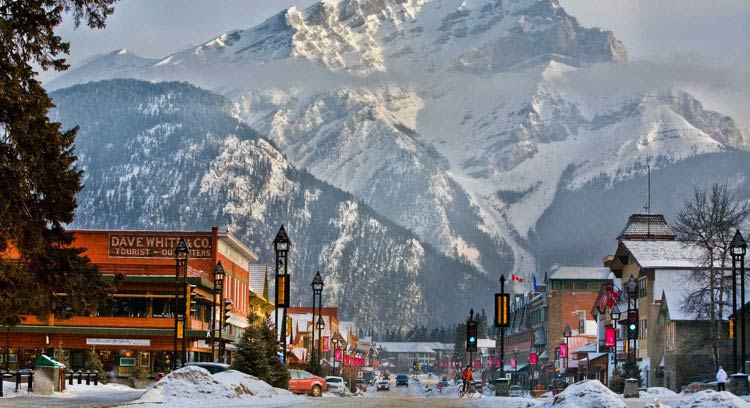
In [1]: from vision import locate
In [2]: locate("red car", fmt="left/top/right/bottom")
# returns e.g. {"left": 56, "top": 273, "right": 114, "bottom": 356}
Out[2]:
{"left": 288, "top": 370, "right": 327, "bottom": 397}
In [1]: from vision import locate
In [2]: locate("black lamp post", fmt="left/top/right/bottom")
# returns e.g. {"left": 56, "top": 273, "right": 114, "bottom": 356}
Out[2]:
{"left": 563, "top": 323, "right": 571, "bottom": 378}
{"left": 174, "top": 237, "right": 189, "bottom": 370}
{"left": 332, "top": 336, "right": 339, "bottom": 375}
{"left": 514, "top": 346, "right": 519, "bottom": 385}
{"left": 212, "top": 261, "right": 225, "bottom": 362}
{"left": 317, "top": 316, "right": 325, "bottom": 367}
{"left": 274, "top": 226, "right": 291, "bottom": 364}
{"left": 500, "top": 274, "right": 506, "bottom": 379}
{"left": 610, "top": 303, "right": 621, "bottom": 369}
{"left": 732, "top": 230, "right": 747, "bottom": 372}
{"left": 368, "top": 348, "right": 375, "bottom": 367}
{"left": 625, "top": 276, "right": 638, "bottom": 368}
{"left": 311, "top": 271, "right": 323, "bottom": 367}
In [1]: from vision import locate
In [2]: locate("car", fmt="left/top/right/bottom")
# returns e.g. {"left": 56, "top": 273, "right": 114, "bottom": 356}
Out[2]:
{"left": 376, "top": 380, "right": 390, "bottom": 391}
{"left": 436, "top": 378, "right": 450, "bottom": 391}
{"left": 184, "top": 362, "right": 230, "bottom": 374}
{"left": 325, "top": 376, "right": 346, "bottom": 394}
{"left": 509, "top": 385, "right": 524, "bottom": 397}
{"left": 395, "top": 374, "right": 409, "bottom": 387}
{"left": 288, "top": 369, "right": 326, "bottom": 397}
{"left": 355, "top": 378, "right": 367, "bottom": 392}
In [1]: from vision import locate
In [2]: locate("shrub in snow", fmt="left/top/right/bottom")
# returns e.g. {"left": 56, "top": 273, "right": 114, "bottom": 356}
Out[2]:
{"left": 538, "top": 379, "right": 627, "bottom": 408}
{"left": 675, "top": 389, "right": 750, "bottom": 408}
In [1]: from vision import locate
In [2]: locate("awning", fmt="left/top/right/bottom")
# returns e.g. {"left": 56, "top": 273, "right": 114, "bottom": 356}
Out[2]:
{"left": 35, "top": 354, "right": 63, "bottom": 367}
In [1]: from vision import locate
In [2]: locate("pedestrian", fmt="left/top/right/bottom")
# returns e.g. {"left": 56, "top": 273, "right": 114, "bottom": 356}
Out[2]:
{"left": 716, "top": 366, "right": 727, "bottom": 391}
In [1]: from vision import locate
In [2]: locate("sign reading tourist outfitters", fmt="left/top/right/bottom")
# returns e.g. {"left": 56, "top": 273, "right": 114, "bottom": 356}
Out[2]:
{"left": 109, "top": 233, "right": 213, "bottom": 258}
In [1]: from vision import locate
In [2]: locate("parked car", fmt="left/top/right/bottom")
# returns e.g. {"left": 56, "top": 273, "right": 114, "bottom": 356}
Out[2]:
{"left": 510, "top": 385, "right": 524, "bottom": 397}
{"left": 184, "top": 362, "right": 230, "bottom": 374}
{"left": 376, "top": 380, "right": 390, "bottom": 391}
{"left": 325, "top": 376, "right": 346, "bottom": 394}
{"left": 288, "top": 369, "right": 326, "bottom": 397}
{"left": 355, "top": 379, "right": 367, "bottom": 392}
{"left": 396, "top": 374, "right": 409, "bottom": 387}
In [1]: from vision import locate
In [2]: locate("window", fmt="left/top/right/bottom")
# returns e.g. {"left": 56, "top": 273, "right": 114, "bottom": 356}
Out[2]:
{"left": 638, "top": 276, "right": 647, "bottom": 298}
{"left": 574, "top": 281, "right": 586, "bottom": 290}
{"left": 640, "top": 319, "right": 647, "bottom": 339}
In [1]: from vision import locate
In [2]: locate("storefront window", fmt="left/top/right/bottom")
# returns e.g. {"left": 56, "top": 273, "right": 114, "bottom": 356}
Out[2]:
{"left": 152, "top": 298, "right": 173, "bottom": 318}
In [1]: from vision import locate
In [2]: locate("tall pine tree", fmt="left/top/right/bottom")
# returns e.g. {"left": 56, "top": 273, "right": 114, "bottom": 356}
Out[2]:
{"left": 232, "top": 314, "right": 270, "bottom": 382}
{"left": 0, "top": 1, "right": 118, "bottom": 323}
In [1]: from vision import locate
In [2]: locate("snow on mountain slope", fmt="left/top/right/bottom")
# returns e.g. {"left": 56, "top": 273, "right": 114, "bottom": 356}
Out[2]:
{"left": 47, "top": 0, "right": 748, "bottom": 287}
{"left": 46, "top": 49, "right": 158, "bottom": 90}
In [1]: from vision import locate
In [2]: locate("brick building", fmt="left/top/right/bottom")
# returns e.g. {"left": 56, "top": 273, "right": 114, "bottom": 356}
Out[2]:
{"left": 1, "top": 227, "right": 271, "bottom": 378}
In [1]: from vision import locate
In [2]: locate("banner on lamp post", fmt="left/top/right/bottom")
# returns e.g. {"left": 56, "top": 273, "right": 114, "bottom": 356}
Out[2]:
{"left": 323, "top": 336, "right": 330, "bottom": 352}
{"left": 605, "top": 327, "right": 616, "bottom": 347}
{"left": 335, "top": 349, "right": 342, "bottom": 362}
{"left": 529, "top": 352, "right": 537, "bottom": 365}
{"left": 510, "top": 358, "right": 517, "bottom": 369}
{"left": 344, "top": 355, "right": 350, "bottom": 366}
{"left": 559, "top": 343, "right": 568, "bottom": 359}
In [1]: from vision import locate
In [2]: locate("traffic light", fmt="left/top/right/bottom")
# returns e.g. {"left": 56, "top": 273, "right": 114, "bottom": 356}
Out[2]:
{"left": 466, "top": 321, "right": 478, "bottom": 352}
{"left": 627, "top": 309, "right": 638, "bottom": 340}
{"left": 223, "top": 299, "right": 233, "bottom": 330}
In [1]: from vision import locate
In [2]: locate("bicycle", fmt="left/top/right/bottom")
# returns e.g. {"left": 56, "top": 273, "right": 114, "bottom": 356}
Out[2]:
{"left": 458, "top": 381, "right": 476, "bottom": 398}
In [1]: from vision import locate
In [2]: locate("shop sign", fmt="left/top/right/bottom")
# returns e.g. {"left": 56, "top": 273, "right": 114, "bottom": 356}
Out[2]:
{"left": 109, "top": 233, "right": 213, "bottom": 258}
{"left": 86, "top": 338, "right": 151, "bottom": 347}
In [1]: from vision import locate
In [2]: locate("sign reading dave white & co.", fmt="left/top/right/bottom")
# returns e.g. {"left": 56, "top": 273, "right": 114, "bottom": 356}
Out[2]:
{"left": 109, "top": 233, "right": 213, "bottom": 258}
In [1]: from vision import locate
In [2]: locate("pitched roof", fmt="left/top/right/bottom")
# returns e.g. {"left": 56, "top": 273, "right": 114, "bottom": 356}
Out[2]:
{"left": 618, "top": 214, "right": 677, "bottom": 240}
{"left": 547, "top": 265, "right": 613, "bottom": 281}
{"left": 620, "top": 240, "right": 705, "bottom": 269}
{"left": 376, "top": 342, "right": 439, "bottom": 354}
{"left": 249, "top": 264, "right": 268, "bottom": 296}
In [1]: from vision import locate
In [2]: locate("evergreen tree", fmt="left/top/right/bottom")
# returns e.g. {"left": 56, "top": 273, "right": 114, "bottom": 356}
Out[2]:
{"left": 232, "top": 314, "right": 270, "bottom": 382}
{"left": 0, "top": 0, "right": 118, "bottom": 324}
{"left": 84, "top": 350, "right": 106, "bottom": 384}
{"left": 260, "top": 316, "right": 289, "bottom": 389}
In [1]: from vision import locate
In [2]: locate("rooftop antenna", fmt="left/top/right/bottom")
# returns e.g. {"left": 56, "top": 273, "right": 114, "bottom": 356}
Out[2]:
{"left": 644, "top": 156, "right": 652, "bottom": 238}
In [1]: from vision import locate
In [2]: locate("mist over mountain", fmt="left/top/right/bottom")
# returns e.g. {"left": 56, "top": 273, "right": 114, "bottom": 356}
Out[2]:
{"left": 49, "top": 0, "right": 749, "bottom": 305}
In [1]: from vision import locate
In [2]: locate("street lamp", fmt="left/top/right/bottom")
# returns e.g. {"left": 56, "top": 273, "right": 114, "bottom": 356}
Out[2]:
{"left": 625, "top": 276, "right": 638, "bottom": 369}
{"left": 731, "top": 230, "right": 747, "bottom": 371}
{"left": 332, "top": 336, "right": 339, "bottom": 375}
{"left": 174, "top": 237, "right": 189, "bottom": 370}
{"left": 274, "top": 226, "right": 291, "bottom": 364}
{"left": 610, "top": 303, "right": 620, "bottom": 369}
{"left": 212, "top": 261, "right": 225, "bottom": 362}
{"left": 563, "top": 324, "right": 571, "bottom": 377}
{"left": 317, "top": 316, "right": 325, "bottom": 367}
{"left": 368, "top": 348, "right": 375, "bottom": 367}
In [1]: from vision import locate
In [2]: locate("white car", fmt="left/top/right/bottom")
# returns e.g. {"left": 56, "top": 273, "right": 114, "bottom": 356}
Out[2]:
{"left": 325, "top": 376, "right": 346, "bottom": 395}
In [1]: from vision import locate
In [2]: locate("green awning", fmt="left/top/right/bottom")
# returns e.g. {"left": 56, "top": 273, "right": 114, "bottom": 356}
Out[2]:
{"left": 35, "top": 354, "right": 62, "bottom": 367}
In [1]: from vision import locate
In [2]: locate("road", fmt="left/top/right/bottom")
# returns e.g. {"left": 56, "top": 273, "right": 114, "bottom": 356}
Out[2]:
{"left": 298, "top": 381, "right": 479, "bottom": 408}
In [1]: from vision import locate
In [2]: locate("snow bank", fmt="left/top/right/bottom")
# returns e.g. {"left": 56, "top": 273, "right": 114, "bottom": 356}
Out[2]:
{"left": 537, "top": 380, "right": 626, "bottom": 408}
{"left": 125, "top": 366, "right": 302, "bottom": 407}
{"left": 675, "top": 390, "right": 750, "bottom": 408}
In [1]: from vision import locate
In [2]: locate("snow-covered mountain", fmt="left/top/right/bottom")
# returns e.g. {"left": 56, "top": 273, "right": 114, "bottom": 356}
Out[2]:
{"left": 48, "top": 0, "right": 749, "bottom": 290}
{"left": 50, "top": 79, "right": 495, "bottom": 331}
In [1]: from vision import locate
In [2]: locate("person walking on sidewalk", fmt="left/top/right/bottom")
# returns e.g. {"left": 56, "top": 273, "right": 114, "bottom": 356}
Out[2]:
{"left": 716, "top": 366, "right": 728, "bottom": 391}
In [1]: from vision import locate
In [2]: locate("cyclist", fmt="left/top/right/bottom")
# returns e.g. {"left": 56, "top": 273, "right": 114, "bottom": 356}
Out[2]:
{"left": 461, "top": 364, "right": 473, "bottom": 394}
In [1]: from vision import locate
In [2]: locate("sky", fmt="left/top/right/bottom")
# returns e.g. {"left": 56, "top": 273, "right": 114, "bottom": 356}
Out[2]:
{"left": 42, "top": 0, "right": 750, "bottom": 123}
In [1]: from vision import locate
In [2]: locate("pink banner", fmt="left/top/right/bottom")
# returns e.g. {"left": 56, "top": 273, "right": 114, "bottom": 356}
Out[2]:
{"left": 323, "top": 336, "right": 330, "bottom": 352}
{"left": 344, "top": 355, "right": 350, "bottom": 366}
{"left": 510, "top": 358, "right": 517, "bottom": 369}
{"left": 559, "top": 343, "right": 568, "bottom": 359}
{"left": 335, "top": 349, "right": 343, "bottom": 362}
{"left": 494, "top": 358, "right": 501, "bottom": 368}
{"left": 530, "top": 352, "right": 537, "bottom": 365}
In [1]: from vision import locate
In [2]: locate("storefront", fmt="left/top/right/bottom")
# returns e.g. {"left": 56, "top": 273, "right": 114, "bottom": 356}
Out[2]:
{"left": 1, "top": 227, "right": 265, "bottom": 378}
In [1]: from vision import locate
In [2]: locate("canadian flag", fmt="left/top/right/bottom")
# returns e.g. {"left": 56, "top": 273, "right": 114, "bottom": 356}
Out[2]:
{"left": 511, "top": 274, "right": 523, "bottom": 283}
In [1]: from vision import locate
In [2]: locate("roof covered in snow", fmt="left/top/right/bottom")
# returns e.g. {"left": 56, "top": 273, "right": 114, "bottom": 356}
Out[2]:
{"left": 378, "top": 341, "right": 442, "bottom": 354}
{"left": 248, "top": 264, "right": 268, "bottom": 296}
{"left": 548, "top": 265, "right": 614, "bottom": 281}
{"left": 620, "top": 240, "right": 706, "bottom": 269}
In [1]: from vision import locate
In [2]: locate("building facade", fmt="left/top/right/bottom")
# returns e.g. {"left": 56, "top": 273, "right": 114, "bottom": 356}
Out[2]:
{"left": 2, "top": 227, "right": 270, "bottom": 378}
